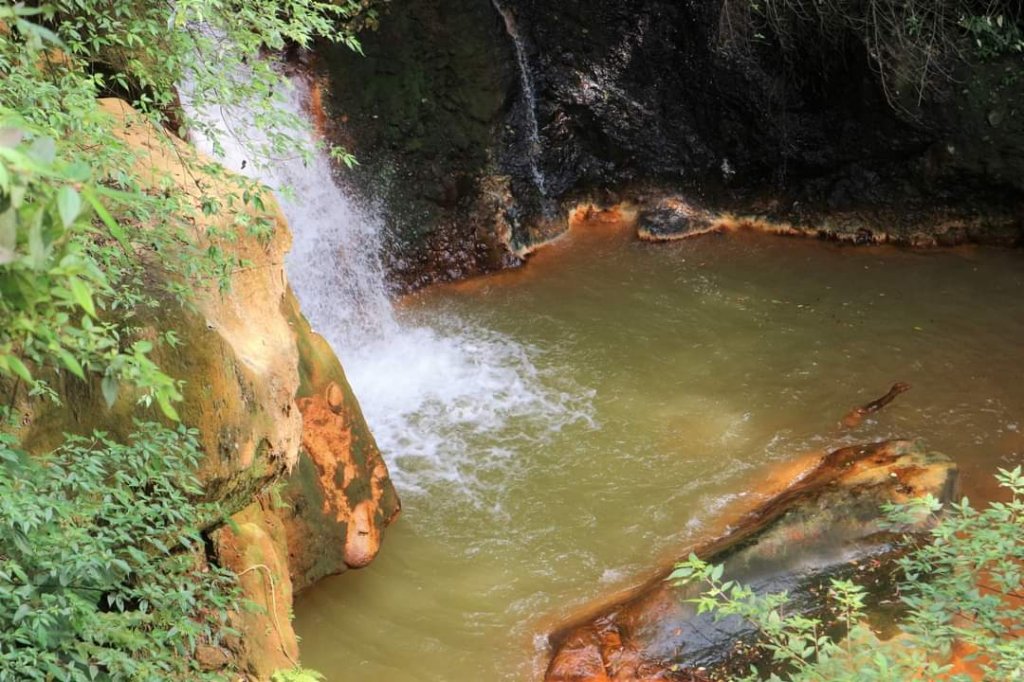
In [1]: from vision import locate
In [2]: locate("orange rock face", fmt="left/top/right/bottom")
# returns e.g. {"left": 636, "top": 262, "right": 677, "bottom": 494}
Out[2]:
{"left": 212, "top": 503, "right": 300, "bottom": 680}
{"left": 272, "top": 294, "right": 401, "bottom": 592}
{"left": 294, "top": 381, "right": 393, "bottom": 570}
{"left": 70, "top": 100, "right": 402, "bottom": 678}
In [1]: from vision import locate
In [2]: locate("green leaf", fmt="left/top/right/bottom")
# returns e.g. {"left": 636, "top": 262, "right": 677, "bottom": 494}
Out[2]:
{"left": 67, "top": 276, "right": 97, "bottom": 317}
{"left": 0, "top": 206, "right": 16, "bottom": 264}
{"left": 101, "top": 375, "right": 119, "bottom": 408}
{"left": 0, "top": 127, "right": 24, "bottom": 149}
{"left": 26, "top": 210, "right": 47, "bottom": 268}
{"left": 156, "top": 393, "right": 180, "bottom": 422}
{"left": 6, "top": 355, "right": 33, "bottom": 382}
{"left": 82, "top": 187, "right": 130, "bottom": 252}
{"left": 56, "top": 348, "right": 85, "bottom": 380}
{"left": 27, "top": 136, "right": 56, "bottom": 166}
{"left": 57, "top": 185, "right": 82, "bottom": 228}
{"left": 12, "top": 603, "right": 32, "bottom": 624}
{"left": 64, "top": 161, "right": 91, "bottom": 182}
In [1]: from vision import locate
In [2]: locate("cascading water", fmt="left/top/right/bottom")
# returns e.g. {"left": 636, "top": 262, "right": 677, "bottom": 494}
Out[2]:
{"left": 491, "top": 0, "right": 548, "bottom": 197}
{"left": 182, "top": 71, "right": 592, "bottom": 498}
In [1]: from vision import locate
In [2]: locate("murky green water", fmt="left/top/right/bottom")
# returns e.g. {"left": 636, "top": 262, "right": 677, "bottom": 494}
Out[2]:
{"left": 294, "top": 229, "right": 1024, "bottom": 681}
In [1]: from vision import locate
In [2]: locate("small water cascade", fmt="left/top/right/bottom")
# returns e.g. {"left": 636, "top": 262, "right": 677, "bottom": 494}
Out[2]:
{"left": 182, "top": 70, "right": 591, "bottom": 499}
{"left": 491, "top": 0, "right": 548, "bottom": 197}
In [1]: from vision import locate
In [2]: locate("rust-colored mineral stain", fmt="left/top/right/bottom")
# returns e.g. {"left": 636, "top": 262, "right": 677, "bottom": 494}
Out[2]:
{"left": 401, "top": 202, "right": 638, "bottom": 301}
{"left": 532, "top": 449, "right": 826, "bottom": 639}
{"left": 567, "top": 202, "right": 639, "bottom": 233}
{"left": 296, "top": 386, "right": 393, "bottom": 569}
{"left": 308, "top": 77, "right": 329, "bottom": 141}
{"left": 544, "top": 441, "right": 957, "bottom": 681}
{"left": 297, "top": 394, "right": 353, "bottom": 521}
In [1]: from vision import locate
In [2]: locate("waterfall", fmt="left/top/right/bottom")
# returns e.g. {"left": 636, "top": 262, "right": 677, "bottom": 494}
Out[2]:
{"left": 181, "top": 70, "right": 591, "bottom": 501}
{"left": 491, "top": 0, "right": 548, "bottom": 197}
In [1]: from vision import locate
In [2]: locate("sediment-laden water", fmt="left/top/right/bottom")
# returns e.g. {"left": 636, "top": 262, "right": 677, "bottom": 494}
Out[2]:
{"left": 182, "top": 73, "right": 1023, "bottom": 680}
{"left": 294, "top": 224, "right": 1024, "bottom": 681}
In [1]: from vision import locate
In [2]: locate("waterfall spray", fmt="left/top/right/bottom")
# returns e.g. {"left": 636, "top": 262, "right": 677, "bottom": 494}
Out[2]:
{"left": 181, "top": 69, "right": 591, "bottom": 499}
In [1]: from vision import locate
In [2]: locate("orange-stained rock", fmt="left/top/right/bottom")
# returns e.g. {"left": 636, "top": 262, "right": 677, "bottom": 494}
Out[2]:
{"left": 12, "top": 99, "right": 401, "bottom": 678}
{"left": 90, "top": 99, "right": 400, "bottom": 592}
{"left": 545, "top": 440, "right": 958, "bottom": 682}
{"left": 212, "top": 502, "right": 299, "bottom": 680}
{"left": 273, "top": 291, "right": 401, "bottom": 591}
{"left": 20, "top": 99, "right": 304, "bottom": 517}
{"left": 634, "top": 192, "right": 1022, "bottom": 247}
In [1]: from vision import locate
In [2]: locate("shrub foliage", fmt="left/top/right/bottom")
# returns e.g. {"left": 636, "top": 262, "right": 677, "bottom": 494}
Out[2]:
{"left": 671, "top": 467, "right": 1024, "bottom": 681}
{"left": 1, "top": 0, "right": 382, "bottom": 679}
{"left": 717, "top": 0, "right": 1024, "bottom": 110}
{"left": 0, "top": 423, "right": 238, "bottom": 681}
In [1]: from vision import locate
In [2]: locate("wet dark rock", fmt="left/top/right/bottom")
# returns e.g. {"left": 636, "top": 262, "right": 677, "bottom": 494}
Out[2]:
{"left": 545, "top": 440, "right": 958, "bottom": 682}
{"left": 316, "top": 0, "right": 1024, "bottom": 289}
{"left": 315, "top": 0, "right": 518, "bottom": 291}
{"left": 636, "top": 197, "right": 717, "bottom": 240}
{"left": 634, "top": 191, "right": 1023, "bottom": 247}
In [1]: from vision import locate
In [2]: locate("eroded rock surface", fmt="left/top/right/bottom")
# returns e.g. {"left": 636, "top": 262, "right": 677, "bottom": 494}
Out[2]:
{"left": 211, "top": 503, "right": 299, "bottom": 680}
{"left": 16, "top": 100, "right": 400, "bottom": 679}
{"left": 314, "top": 0, "right": 1023, "bottom": 288}
{"left": 279, "top": 294, "right": 401, "bottom": 590}
{"left": 546, "top": 440, "right": 957, "bottom": 682}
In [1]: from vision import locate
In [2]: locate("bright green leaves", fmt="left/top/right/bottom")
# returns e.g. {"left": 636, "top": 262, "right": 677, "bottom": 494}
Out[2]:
{"left": 80, "top": 185, "right": 131, "bottom": 251}
{"left": 66, "top": 275, "right": 95, "bottom": 317}
{"left": 0, "top": 126, "right": 182, "bottom": 420}
{"left": 0, "top": 1, "right": 373, "bottom": 679}
{"left": 0, "top": 354, "right": 33, "bottom": 382}
{"left": 0, "top": 204, "right": 15, "bottom": 265}
{"left": 0, "top": 128, "right": 109, "bottom": 381}
{"left": 26, "top": 135, "right": 56, "bottom": 166}
{"left": 56, "top": 185, "right": 82, "bottom": 228}
{"left": 0, "top": 3, "right": 62, "bottom": 52}
{"left": 0, "top": 0, "right": 381, "bottom": 417}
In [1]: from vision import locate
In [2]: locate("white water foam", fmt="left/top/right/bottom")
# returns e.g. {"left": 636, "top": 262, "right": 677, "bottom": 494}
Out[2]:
{"left": 182, "top": 72, "right": 593, "bottom": 499}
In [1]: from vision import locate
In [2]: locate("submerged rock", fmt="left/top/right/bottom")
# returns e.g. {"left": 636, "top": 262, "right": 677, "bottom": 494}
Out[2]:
{"left": 545, "top": 440, "right": 957, "bottom": 682}
{"left": 636, "top": 197, "right": 718, "bottom": 241}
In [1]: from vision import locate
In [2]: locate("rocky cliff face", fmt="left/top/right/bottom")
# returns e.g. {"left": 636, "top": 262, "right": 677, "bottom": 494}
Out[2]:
{"left": 315, "top": 0, "right": 520, "bottom": 290}
{"left": 17, "top": 100, "right": 400, "bottom": 680}
{"left": 317, "top": 0, "right": 1023, "bottom": 289}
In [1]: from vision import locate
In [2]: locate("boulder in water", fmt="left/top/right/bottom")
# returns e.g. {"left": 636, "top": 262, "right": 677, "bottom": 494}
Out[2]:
{"left": 545, "top": 440, "right": 958, "bottom": 681}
